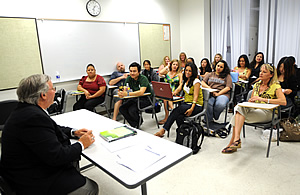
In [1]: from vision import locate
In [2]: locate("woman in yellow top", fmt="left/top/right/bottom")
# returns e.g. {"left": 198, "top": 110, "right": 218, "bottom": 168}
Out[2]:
{"left": 222, "top": 63, "right": 286, "bottom": 154}
{"left": 154, "top": 63, "right": 203, "bottom": 137}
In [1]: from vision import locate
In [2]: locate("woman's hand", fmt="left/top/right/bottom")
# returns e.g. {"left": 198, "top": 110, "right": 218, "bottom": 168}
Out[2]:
{"left": 184, "top": 108, "right": 194, "bottom": 116}
{"left": 249, "top": 96, "right": 263, "bottom": 102}
{"left": 212, "top": 92, "right": 220, "bottom": 97}
{"left": 283, "top": 89, "right": 292, "bottom": 95}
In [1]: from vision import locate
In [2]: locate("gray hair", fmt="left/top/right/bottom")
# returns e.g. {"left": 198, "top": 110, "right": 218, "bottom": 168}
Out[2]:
{"left": 17, "top": 74, "right": 51, "bottom": 105}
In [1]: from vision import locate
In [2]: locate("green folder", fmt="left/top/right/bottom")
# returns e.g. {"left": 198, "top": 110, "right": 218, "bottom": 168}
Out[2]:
{"left": 100, "top": 126, "right": 137, "bottom": 142}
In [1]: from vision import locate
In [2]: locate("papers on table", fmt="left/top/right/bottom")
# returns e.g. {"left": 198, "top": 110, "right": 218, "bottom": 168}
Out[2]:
{"left": 116, "top": 144, "right": 166, "bottom": 172}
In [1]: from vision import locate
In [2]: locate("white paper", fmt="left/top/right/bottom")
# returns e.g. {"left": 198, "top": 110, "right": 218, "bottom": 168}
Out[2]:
{"left": 116, "top": 144, "right": 166, "bottom": 172}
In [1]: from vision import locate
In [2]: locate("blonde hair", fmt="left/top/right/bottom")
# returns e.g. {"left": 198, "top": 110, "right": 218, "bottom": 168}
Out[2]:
{"left": 163, "top": 56, "right": 170, "bottom": 67}
{"left": 261, "top": 63, "right": 279, "bottom": 86}
{"left": 212, "top": 53, "right": 223, "bottom": 66}
{"left": 169, "top": 59, "right": 180, "bottom": 74}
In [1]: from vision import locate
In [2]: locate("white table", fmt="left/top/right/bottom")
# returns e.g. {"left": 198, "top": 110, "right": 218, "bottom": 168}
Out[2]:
{"left": 51, "top": 109, "right": 192, "bottom": 195}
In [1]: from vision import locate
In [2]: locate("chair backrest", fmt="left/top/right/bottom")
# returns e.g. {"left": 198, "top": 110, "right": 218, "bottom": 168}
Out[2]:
{"left": 47, "top": 88, "right": 66, "bottom": 115}
{"left": 202, "top": 88, "right": 210, "bottom": 110}
{"left": 229, "top": 83, "right": 236, "bottom": 102}
{"left": 247, "top": 90, "right": 253, "bottom": 101}
{"left": 0, "top": 100, "right": 18, "bottom": 130}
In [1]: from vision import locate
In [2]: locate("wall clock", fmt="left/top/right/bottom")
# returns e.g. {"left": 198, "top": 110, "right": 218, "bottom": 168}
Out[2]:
{"left": 86, "top": 0, "right": 101, "bottom": 17}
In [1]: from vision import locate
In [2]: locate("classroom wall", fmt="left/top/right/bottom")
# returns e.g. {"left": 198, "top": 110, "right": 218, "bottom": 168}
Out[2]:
{"left": 179, "top": 0, "right": 210, "bottom": 66}
{"left": 0, "top": 0, "right": 209, "bottom": 107}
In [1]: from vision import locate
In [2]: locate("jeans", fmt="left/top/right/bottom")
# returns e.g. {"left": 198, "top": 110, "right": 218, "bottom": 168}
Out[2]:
{"left": 207, "top": 95, "right": 229, "bottom": 122}
{"left": 163, "top": 103, "right": 203, "bottom": 131}
{"left": 119, "top": 97, "right": 151, "bottom": 128}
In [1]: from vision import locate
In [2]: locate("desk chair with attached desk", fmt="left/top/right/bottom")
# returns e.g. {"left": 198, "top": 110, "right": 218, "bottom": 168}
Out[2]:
{"left": 137, "top": 88, "right": 160, "bottom": 129}
{"left": 224, "top": 83, "right": 235, "bottom": 123}
{"left": 241, "top": 90, "right": 281, "bottom": 158}
{"left": 93, "top": 85, "right": 110, "bottom": 118}
{"left": 181, "top": 88, "right": 210, "bottom": 137}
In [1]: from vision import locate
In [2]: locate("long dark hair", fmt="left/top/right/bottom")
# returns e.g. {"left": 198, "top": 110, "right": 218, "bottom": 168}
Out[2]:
{"left": 237, "top": 54, "right": 250, "bottom": 68}
{"left": 277, "top": 57, "right": 295, "bottom": 79}
{"left": 199, "top": 58, "right": 212, "bottom": 73}
{"left": 215, "top": 60, "right": 230, "bottom": 79}
{"left": 249, "top": 52, "right": 264, "bottom": 69}
{"left": 183, "top": 63, "right": 198, "bottom": 88}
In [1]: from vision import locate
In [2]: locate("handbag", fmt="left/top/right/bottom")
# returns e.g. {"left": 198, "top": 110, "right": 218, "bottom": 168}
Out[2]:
{"left": 279, "top": 118, "right": 300, "bottom": 142}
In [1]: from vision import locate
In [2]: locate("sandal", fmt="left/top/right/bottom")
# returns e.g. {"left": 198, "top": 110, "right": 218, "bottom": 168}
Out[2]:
{"left": 154, "top": 131, "right": 165, "bottom": 138}
{"left": 222, "top": 146, "right": 237, "bottom": 154}
{"left": 230, "top": 139, "right": 241, "bottom": 148}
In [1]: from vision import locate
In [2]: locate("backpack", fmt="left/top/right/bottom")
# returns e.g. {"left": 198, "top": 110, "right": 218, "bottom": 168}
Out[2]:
{"left": 175, "top": 121, "right": 205, "bottom": 154}
{"left": 47, "top": 88, "right": 66, "bottom": 115}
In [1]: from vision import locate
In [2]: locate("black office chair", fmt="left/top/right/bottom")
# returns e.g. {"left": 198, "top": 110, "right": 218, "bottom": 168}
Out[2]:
{"left": 241, "top": 90, "right": 281, "bottom": 158}
{"left": 48, "top": 88, "right": 66, "bottom": 116}
{"left": 93, "top": 85, "right": 110, "bottom": 118}
{"left": 0, "top": 100, "right": 18, "bottom": 131}
{"left": 0, "top": 176, "right": 15, "bottom": 195}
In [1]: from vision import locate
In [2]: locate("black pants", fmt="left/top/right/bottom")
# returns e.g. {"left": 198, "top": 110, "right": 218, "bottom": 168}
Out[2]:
{"left": 73, "top": 95, "right": 105, "bottom": 111}
{"left": 163, "top": 102, "right": 203, "bottom": 131}
{"left": 119, "top": 97, "right": 151, "bottom": 128}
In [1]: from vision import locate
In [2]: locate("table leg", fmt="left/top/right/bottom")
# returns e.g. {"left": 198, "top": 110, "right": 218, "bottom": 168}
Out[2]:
{"left": 141, "top": 183, "right": 147, "bottom": 195}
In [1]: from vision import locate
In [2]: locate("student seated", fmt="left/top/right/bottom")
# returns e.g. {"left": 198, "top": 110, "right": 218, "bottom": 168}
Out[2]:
{"left": 108, "top": 62, "right": 129, "bottom": 120}
{"left": 73, "top": 64, "right": 106, "bottom": 111}
{"left": 201, "top": 60, "right": 232, "bottom": 124}
{"left": 249, "top": 52, "right": 265, "bottom": 85}
{"left": 211, "top": 53, "right": 223, "bottom": 71}
{"left": 199, "top": 58, "right": 212, "bottom": 78}
{"left": 119, "top": 62, "right": 152, "bottom": 128}
{"left": 222, "top": 64, "right": 286, "bottom": 153}
{"left": 158, "top": 56, "right": 170, "bottom": 81}
{"left": 154, "top": 63, "right": 203, "bottom": 137}
{"left": 232, "top": 54, "right": 251, "bottom": 105}
{"left": 277, "top": 57, "right": 297, "bottom": 109}
{"left": 158, "top": 59, "right": 183, "bottom": 125}
{"left": 141, "top": 60, "right": 159, "bottom": 82}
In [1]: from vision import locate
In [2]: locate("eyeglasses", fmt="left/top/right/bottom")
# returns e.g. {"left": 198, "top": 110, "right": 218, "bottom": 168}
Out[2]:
{"left": 51, "top": 87, "right": 56, "bottom": 91}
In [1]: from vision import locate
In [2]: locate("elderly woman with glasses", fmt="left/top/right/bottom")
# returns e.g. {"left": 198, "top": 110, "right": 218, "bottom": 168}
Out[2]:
{"left": 222, "top": 63, "right": 287, "bottom": 154}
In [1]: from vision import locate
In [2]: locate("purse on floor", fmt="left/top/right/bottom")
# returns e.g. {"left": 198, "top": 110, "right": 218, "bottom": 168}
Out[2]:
{"left": 279, "top": 117, "right": 300, "bottom": 142}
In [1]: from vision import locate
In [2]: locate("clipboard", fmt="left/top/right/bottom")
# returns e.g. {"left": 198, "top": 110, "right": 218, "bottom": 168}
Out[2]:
{"left": 99, "top": 125, "right": 137, "bottom": 142}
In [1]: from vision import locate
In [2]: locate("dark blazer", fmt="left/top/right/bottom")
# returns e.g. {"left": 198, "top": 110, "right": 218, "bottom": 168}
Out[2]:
{"left": 0, "top": 103, "right": 85, "bottom": 195}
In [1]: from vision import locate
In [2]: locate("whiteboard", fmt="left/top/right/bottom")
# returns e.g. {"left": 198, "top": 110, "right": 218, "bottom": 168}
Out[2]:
{"left": 37, "top": 19, "right": 140, "bottom": 82}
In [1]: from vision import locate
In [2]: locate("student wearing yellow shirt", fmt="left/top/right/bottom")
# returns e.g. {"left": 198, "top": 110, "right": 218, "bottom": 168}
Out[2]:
{"left": 222, "top": 63, "right": 286, "bottom": 154}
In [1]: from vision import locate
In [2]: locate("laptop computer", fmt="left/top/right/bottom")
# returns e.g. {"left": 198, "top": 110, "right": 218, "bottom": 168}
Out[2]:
{"left": 152, "top": 81, "right": 182, "bottom": 101}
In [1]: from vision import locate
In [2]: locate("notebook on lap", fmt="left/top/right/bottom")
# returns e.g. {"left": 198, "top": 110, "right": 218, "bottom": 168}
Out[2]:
{"left": 152, "top": 81, "right": 182, "bottom": 101}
